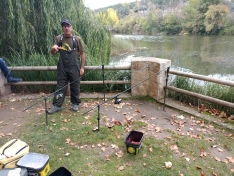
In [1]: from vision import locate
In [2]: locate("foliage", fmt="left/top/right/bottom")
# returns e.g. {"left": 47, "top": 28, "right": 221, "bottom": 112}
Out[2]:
{"left": 169, "top": 76, "right": 234, "bottom": 115}
{"left": 96, "top": 8, "right": 119, "bottom": 28}
{"left": 96, "top": 0, "right": 234, "bottom": 36}
{"left": 182, "top": 0, "right": 201, "bottom": 34}
{"left": 204, "top": 5, "right": 230, "bottom": 34}
{"left": 111, "top": 36, "right": 134, "bottom": 55}
{"left": 0, "top": 0, "right": 111, "bottom": 66}
{"left": 162, "top": 13, "right": 183, "bottom": 34}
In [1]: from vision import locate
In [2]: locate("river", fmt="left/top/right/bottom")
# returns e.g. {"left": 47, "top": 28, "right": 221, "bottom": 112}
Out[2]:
{"left": 110, "top": 35, "right": 234, "bottom": 80}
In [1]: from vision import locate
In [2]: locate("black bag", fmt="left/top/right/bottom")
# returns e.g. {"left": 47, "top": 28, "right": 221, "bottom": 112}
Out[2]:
{"left": 49, "top": 167, "right": 72, "bottom": 176}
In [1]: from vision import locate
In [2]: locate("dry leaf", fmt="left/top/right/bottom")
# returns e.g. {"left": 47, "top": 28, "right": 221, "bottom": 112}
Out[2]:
{"left": 93, "top": 127, "right": 98, "bottom": 131}
{"left": 212, "top": 171, "right": 218, "bottom": 176}
{"left": 126, "top": 163, "right": 131, "bottom": 166}
{"left": 65, "top": 138, "right": 71, "bottom": 144}
{"left": 170, "top": 144, "right": 178, "bottom": 151}
{"left": 118, "top": 166, "right": 125, "bottom": 171}
{"left": 116, "top": 150, "right": 124, "bottom": 158}
{"left": 165, "top": 161, "right": 172, "bottom": 169}
{"left": 135, "top": 109, "right": 140, "bottom": 113}
{"left": 201, "top": 172, "right": 206, "bottom": 176}
{"left": 215, "top": 157, "right": 221, "bottom": 162}
{"left": 149, "top": 148, "right": 153, "bottom": 152}
{"left": 217, "top": 148, "right": 223, "bottom": 152}
{"left": 227, "top": 157, "right": 234, "bottom": 163}
{"left": 106, "top": 155, "right": 110, "bottom": 161}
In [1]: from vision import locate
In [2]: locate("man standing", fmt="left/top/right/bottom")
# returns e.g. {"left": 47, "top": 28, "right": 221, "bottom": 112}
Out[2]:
{"left": 48, "top": 19, "right": 85, "bottom": 114}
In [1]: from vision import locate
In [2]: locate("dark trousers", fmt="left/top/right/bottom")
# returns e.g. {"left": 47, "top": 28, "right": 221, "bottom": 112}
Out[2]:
{"left": 53, "top": 63, "right": 81, "bottom": 107}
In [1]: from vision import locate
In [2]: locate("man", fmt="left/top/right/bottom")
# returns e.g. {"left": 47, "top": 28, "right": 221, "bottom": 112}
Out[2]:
{"left": 0, "top": 58, "right": 22, "bottom": 83}
{"left": 48, "top": 19, "right": 86, "bottom": 114}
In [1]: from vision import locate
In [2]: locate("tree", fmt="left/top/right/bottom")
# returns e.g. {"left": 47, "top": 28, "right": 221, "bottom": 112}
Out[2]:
{"left": 107, "top": 8, "right": 119, "bottom": 27}
{"left": 193, "top": 0, "right": 222, "bottom": 34}
{"left": 163, "top": 13, "right": 182, "bottom": 34}
{"left": 204, "top": 4, "right": 230, "bottom": 34}
{"left": 182, "top": 0, "right": 201, "bottom": 33}
{"left": 0, "top": 0, "right": 111, "bottom": 65}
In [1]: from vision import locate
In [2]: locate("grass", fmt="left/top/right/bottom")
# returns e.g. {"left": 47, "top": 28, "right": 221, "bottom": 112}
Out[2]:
{"left": 169, "top": 76, "right": 234, "bottom": 116}
{"left": 111, "top": 36, "right": 134, "bottom": 56}
{"left": 1, "top": 98, "right": 234, "bottom": 176}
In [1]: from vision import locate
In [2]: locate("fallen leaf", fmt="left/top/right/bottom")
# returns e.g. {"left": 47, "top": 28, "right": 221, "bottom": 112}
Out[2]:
{"left": 126, "top": 163, "right": 131, "bottom": 166}
{"left": 93, "top": 127, "right": 98, "bottom": 131}
{"left": 170, "top": 144, "right": 178, "bottom": 151}
{"left": 177, "top": 115, "right": 185, "bottom": 119}
{"left": 215, "top": 157, "right": 221, "bottom": 162}
{"left": 135, "top": 109, "right": 140, "bottom": 113}
{"left": 116, "top": 150, "right": 124, "bottom": 158}
{"left": 149, "top": 148, "right": 153, "bottom": 152}
{"left": 227, "top": 157, "right": 234, "bottom": 163}
{"left": 118, "top": 166, "right": 125, "bottom": 171}
{"left": 201, "top": 172, "right": 206, "bottom": 176}
{"left": 185, "top": 157, "right": 190, "bottom": 162}
{"left": 105, "top": 155, "right": 110, "bottom": 161}
{"left": 165, "top": 161, "right": 172, "bottom": 169}
{"left": 65, "top": 138, "right": 71, "bottom": 144}
{"left": 212, "top": 171, "right": 218, "bottom": 176}
{"left": 65, "top": 153, "right": 70, "bottom": 156}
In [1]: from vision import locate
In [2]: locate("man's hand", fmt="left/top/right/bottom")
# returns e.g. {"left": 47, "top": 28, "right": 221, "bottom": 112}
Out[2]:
{"left": 51, "top": 45, "right": 62, "bottom": 54}
{"left": 80, "top": 68, "right": 84, "bottom": 76}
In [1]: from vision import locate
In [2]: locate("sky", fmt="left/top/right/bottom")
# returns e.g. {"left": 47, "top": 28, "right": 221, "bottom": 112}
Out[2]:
{"left": 84, "top": 0, "right": 136, "bottom": 10}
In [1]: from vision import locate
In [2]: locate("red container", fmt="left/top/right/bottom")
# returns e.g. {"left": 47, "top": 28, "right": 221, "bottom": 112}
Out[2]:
{"left": 125, "top": 131, "right": 144, "bottom": 155}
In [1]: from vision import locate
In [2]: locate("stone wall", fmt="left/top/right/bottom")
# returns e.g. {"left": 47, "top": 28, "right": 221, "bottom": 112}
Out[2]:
{"left": 0, "top": 71, "right": 11, "bottom": 97}
{"left": 131, "top": 57, "right": 171, "bottom": 100}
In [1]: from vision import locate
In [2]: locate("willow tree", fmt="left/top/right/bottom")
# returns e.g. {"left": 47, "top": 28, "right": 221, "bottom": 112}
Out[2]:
{"left": 0, "top": 0, "right": 111, "bottom": 66}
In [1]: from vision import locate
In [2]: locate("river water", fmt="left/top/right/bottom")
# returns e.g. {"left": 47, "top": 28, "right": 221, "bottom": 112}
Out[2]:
{"left": 110, "top": 35, "right": 234, "bottom": 80}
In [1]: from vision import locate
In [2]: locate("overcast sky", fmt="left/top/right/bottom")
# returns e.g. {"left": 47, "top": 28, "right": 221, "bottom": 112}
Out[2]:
{"left": 84, "top": 0, "right": 136, "bottom": 10}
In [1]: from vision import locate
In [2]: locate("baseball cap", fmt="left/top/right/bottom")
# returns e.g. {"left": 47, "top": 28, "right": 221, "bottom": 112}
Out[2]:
{"left": 61, "top": 19, "right": 72, "bottom": 26}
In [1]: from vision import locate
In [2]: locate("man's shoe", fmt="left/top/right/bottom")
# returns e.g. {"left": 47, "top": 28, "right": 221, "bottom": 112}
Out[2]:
{"left": 73, "top": 104, "right": 79, "bottom": 112}
{"left": 48, "top": 106, "right": 62, "bottom": 114}
{"left": 7, "top": 77, "right": 22, "bottom": 83}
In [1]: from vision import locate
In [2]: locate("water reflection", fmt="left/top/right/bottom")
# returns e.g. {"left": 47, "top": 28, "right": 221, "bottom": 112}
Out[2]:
{"left": 110, "top": 35, "right": 234, "bottom": 80}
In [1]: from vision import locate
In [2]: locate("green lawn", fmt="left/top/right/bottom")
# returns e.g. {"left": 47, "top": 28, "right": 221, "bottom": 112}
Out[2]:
{"left": 1, "top": 98, "right": 234, "bottom": 176}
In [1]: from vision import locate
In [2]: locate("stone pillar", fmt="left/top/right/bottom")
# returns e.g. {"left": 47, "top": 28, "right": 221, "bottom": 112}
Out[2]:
{"left": 131, "top": 57, "right": 171, "bottom": 100}
{"left": 0, "top": 71, "right": 11, "bottom": 97}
